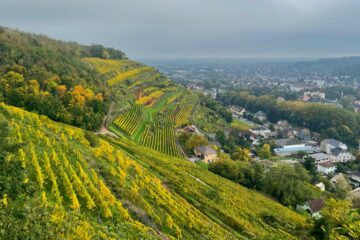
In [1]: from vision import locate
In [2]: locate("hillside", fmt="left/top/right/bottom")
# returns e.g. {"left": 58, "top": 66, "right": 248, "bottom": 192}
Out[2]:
{"left": 0, "top": 27, "right": 126, "bottom": 130}
{"left": 83, "top": 57, "right": 202, "bottom": 158}
{"left": 0, "top": 27, "right": 312, "bottom": 239}
{"left": 0, "top": 103, "right": 310, "bottom": 239}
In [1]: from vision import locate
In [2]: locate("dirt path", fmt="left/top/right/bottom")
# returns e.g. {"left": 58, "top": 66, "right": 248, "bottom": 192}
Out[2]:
{"left": 97, "top": 101, "right": 119, "bottom": 138}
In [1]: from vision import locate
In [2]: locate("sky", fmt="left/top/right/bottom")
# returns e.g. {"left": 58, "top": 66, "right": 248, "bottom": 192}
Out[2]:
{"left": 1, "top": 0, "right": 360, "bottom": 59}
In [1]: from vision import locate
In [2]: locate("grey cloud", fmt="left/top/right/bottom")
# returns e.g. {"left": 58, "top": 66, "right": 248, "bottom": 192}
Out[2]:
{"left": 1, "top": 0, "right": 360, "bottom": 58}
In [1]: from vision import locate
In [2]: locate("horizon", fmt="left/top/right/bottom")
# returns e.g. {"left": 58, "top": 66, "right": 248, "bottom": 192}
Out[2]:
{"left": 2, "top": 0, "right": 360, "bottom": 59}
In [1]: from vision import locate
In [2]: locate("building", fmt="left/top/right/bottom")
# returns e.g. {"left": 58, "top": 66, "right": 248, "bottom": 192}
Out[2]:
{"left": 274, "top": 144, "right": 314, "bottom": 156}
{"left": 296, "top": 128, "right": 311, "bottom": 141}
{"left": 349, "top": 173, "right": 360, "bottom": 188}
{"left": 250, "top": 126, "right": 272, "bottom": 139}
{"left": 303, "top": 91, "right": 325, "bottom": 102}
{"left": 317, "top": 162, "right": 337, "bottom": 175}
{"left": 320, "top": 139, "right": 347, "bottom": 154}
{"left": 254, "top": 111, "right": 267, "bottom": 122}
{"left": 229, "top": 105, "right": 245, "bottom": 118}
{"left": 297, "top": 199, "right": 324, "bottom": 219}
{"left": 306, "top": 153, "right": 329, "bottom": 163}
{"left": 328, "top": 148, "right": 355, "bottom": 162}
{"left": 194, "top": 146, "right": 217, "bottom": 164}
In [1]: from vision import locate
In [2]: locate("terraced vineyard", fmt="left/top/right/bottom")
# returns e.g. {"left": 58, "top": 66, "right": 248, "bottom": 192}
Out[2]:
{"left": 175, "top": 104, "right": 194, "bottom": 127}
{"left": 108, "top": 67, "right": 154, "bottom": 86}
{"left": 84, "top": 58, "right": 196, "bottom": 158}
{"left": 113, "top": 103, "right": 143, "bottom": 135}
{"left": 140, "top": 110, "right": 184, "bottom": 158}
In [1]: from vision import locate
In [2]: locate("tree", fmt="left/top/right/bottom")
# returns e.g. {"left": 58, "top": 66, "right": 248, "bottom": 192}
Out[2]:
{"left": 184, "top": 134, "right": 208, "bottom": 154}
{"left": 313, "top": 198, "right": 360, "bottom": 240}
{"left": 333, "top": 177, "right": 351, "bottom": 199}
{"left": 0, "top": 120, "right": 28, "bottom": 201}
{"left": 303, "top": 157, "right": 319, "bottom": 183}
{"left": 260, "top": 164, "right": 319, "bottom": 206}
{"left": 232, "top": 146, "right": 251, "bottom": 162}
{"left": 257, "top": 143, "right": 272, "bottom": 159}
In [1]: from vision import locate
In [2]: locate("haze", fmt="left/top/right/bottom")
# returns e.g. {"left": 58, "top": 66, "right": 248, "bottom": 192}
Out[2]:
{"left": 1, "top": 0, "right": 360, "bottom": 58}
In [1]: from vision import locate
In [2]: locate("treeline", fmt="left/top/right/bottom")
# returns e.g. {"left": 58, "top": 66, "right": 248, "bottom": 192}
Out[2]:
{"left": 0, "top": 27, "right": 127, "bottom": 130}
{"left": 209, "top": 160, "right": 319, "bottom": 207}
{"left": 218, "top": 91, "right": 360, "bottom": 147}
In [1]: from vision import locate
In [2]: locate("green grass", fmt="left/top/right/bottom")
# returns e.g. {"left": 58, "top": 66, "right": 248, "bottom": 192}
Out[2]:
{"left": 230, "top": 118, "right": 252, "bottom": 130}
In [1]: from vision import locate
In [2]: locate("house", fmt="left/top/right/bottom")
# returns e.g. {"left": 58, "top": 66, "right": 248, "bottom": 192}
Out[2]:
{"left": 349, "top": 173, "right": 360, "bottom": 188}
{"left": 305, "top": 152, "right": 329, "bottom": 163}
{"left": 303, "top": 91, "right": 325, "bottom": 102}
{"left": 229, "top": 106, "right": 245, "bottom": 118}
{"left": 254, "top": 111, "right": 267, "bottom": 122}
{"left": 183, "top": 125, "right": 203, "bottom": 136}
{"left": 328, "top": 148, "right": 355, "bottom": 163}
{"left": 320, "top": 139, "right": 347, "bottom": 154}
{"left": 281, "top": 129, "right": 296, "bottom": 139}
{"left": 317, "top": 162, "right": 337, "bottom": 175}
{"left": 250, "top": 126, "right": 272, "bottom": 139}
{"left": 296, "top": 128, "right": 311, "bottom": 141}
{"left": 276, "top": 120, "right": 289, "bottom": 130}
{"left": 274, "top": 144, "right": 314, "bottom": 157}
{"left": 194, "top": 146, "right": 217, "bottom": 164}
{"left": 297, "top": 199, "right": 324, "bottom": 219}
{"left": 274, "top": 138, "right": 302, "bottom": 148}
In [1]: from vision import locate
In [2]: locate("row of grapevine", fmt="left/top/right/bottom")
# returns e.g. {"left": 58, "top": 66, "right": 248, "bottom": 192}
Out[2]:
{"left": 113, "top": 104, "right": 143, "bottom": 135}
{"left": 140, "top": 111, "right": 184, "bottom": 158}
{"left": 175, "top": 104, "right": 194, "bottom": 127}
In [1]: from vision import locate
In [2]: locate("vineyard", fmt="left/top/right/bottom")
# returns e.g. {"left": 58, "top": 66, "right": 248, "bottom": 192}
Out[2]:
{"left": 1, "top": 103, "right": 245, "bottom": 239}
{"left": 175, "top": 104, "right": 194, "bottom": 127}
{"left": 113, "top": 103, "right": 143, "bottom": 135}
{"left": 140, "top": 110, "right": 184, "bottom": 158}
{"left": 107, "top": 66, "right": 154, "bottom": 86}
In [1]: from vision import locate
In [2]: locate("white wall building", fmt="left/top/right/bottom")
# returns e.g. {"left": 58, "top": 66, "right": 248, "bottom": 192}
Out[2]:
{"left": 317, "top": 162, "right": 337, "bottom": 175}
{"left": 320, "top": 139, "right": 347, "bottom": 154}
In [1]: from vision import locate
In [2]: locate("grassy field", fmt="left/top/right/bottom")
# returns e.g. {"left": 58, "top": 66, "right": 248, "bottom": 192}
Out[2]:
{"left": 230, "top": 118, "right": 253, "bottom": 130}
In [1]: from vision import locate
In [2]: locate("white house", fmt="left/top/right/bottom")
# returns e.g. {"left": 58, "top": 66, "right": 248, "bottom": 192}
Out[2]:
{"left": 328, "top": 148, "right": 355, "bottom": 163}
{"left": 306, "top": 152, "right": 329, "bottom": 163}
{"left": 320, "top": 139, "right": 347, "bottom": 154}
{"left": 317, "top": 162, "right": 337, "bottom": 175}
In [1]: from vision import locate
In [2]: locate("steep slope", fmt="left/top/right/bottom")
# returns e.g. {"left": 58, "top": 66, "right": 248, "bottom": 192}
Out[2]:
{"left": 83, "top": 57, "right": 197, "bottom": 158}
{"left": 0, "top": 103, "right": 310, "bottom": 239}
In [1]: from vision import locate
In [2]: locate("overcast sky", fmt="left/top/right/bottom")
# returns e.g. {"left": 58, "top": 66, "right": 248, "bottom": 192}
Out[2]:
{"left": 1, "top": 0, "right": 360, "bottom": 58}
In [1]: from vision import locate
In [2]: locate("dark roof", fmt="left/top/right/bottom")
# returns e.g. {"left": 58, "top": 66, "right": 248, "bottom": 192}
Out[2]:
{"left": 194, "top": 146, "right": 217, "bottom": 155}
{"left": 330, "top": 147, "right": 343, "bottom": 156}
{"left": 322, "top": 139, "right": 343, "bottom": 147}
{"left": 307, "top": 199, "right": 324, "bottom": 213}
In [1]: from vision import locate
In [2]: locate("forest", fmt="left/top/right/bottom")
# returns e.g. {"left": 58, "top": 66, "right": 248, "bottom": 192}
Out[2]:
{"left": 0, "top": 27, "right": 126, "bottom": 130}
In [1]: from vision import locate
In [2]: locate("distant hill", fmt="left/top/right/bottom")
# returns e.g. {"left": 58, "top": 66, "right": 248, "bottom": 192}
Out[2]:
{"left": 292, "top": 56, "right": 360, "bottom": 79}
